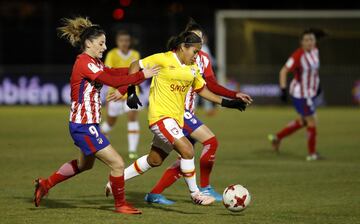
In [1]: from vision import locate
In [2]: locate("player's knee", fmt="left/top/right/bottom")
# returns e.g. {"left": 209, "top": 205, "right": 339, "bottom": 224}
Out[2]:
{"left": 205, "top": 136, "right": 218, "bottom": 149}
{"left": 110, "top": 160, "right": 125, "bottom": 173}
{"left": 298, "top": 118, "right": 306, "bottom": 126}
{"left": 77, "top": 160, "right": 94, "bottom": 172}
{"left": 304, "top": 116, "right": 316, "bottom": 127}
{"left": 307, "top": 120, "right": 316, "bottom": 128}
{"left": 81, "top": 166, "right": 92, "bottom": 172}
{"left": 180, "top": 146, "right": 194, "bottom": 159}
{"left": 147, "top": 155, "right": 163, "bottom": 167}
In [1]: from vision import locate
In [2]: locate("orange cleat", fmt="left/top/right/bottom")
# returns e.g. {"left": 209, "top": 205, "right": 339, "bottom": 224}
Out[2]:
{"left": 33, "top": 178, "right": 49, "bottom": 207}
{"left": 114, "top": 202, "right": 142, "bottom": 215}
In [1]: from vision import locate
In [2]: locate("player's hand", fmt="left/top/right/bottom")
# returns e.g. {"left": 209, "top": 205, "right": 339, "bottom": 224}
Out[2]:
{"left": 221, "top": 99, "right": 247, "bottom": 111}
{"left": 126, "top": 85, "right": 143, "bottom": 109}
{"left": 142, "top": 65, "right": 161, "bottom": 79}
{"left": 280, "top": 88, "right": 287, "bottom": 103}
{"left": 235, "top": 92, "right": 253, "bottom": 105}
{"left": 107, "top": 89, "right": 123, "bottom": 102}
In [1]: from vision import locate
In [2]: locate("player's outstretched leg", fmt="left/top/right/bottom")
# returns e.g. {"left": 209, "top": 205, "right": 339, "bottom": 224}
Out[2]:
{"left": 267, "top": 134, "right": 280, "bottom": 152}
{"left": 305, "top": 116, "right": 323, "bottom": 161}
{"left": 33, "top": 178, "right": 49, "bottom": 207}
{"left": 96, "top": 145, "right": 141, "bottom": 214}
{"left": 269, "top": 119, "right": 304, "bottom": 152}
{"left": 174, "top": 139, "right": 215, "bottom": 205}
{"left": 33, "top": 159, "right": 81, "bottom": 207}
{"left": 198, "top": 137, "right": 222, "bottom": 201}
{"left": 144, "top": 159, "right": 182, "bottom": 205}
{"left": 105, "top": 154, "right": 153, "bottom": 197}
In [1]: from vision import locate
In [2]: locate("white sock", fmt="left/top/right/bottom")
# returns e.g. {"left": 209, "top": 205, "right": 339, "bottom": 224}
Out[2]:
{"left": 180, "top": 157, "right": 199, "bottom": 193}
{"left": 124, "top": 155, "right": 152, "bottom": 181}
{"left": 128, "top": 121, "right": 140, "bottom": 153}
{"left": 100, "top": 121, "right": 112, "bottom": 134}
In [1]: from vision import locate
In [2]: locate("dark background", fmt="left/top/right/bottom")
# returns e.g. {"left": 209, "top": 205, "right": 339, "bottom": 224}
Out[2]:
{"left": 1, "top": 0, "right": 360, "bottom": 105}
{"left": 1, "top": 0, "right": 360, "bottom": 65}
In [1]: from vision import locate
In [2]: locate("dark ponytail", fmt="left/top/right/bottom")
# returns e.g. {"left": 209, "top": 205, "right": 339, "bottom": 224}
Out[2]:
{"left": 301, "top": 28, "right": 327, "bottom": 40}
{"left": 167, "top": 31, "right": 202, "bottom": 51}
{"left": 184, "top": 17, "right": 203, "bottom": 33}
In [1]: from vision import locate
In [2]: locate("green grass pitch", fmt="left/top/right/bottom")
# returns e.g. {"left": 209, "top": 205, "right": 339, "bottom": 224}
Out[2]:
{"left": 1, "top": 106, "right": 359, "bottom": 224}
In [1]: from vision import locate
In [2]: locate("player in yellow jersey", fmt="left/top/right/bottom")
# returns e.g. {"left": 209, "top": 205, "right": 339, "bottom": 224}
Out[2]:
{"left": 100, "top": 30, "right": 141, "bottom": 159}
{"left": 106, "top": 31, "right": 248, "bottom": 205}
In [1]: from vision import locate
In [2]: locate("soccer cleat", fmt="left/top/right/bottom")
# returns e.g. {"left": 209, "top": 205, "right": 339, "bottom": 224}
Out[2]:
{"left": 33, "top": 178, "right": 49, "bottom": 207}
{"left": 114, "top": 202, "right": 142, "bottom": 214}
{"left": 306, "top": 153, "right": 324, "bottom": 161}
{"left": 105, "top": 182, "right": 112, "bottom": 197}
{"left": 129, "top": 153, "right": 138, "bottom": 160}
{"left": 268, "top": 134, "right": 280, "bottom": 152}
{"left": 200, "top": 185, "right": 222, "bottom": 201}
{"left": 144, "top": 193, "right": 175, "bottom": 205}
{"left": 190, "top": 191, "right": 215, "bottom": 205}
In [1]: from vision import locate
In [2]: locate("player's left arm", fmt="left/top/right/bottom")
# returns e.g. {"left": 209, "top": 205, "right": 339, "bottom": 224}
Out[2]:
{"left": 203, "top": 53, "right": 252, "bottom": 104}
{"left": 205, "top": 76, "right": 252, "bottom": 104}
{"left": 194, "top": 71, "right": 248, "bottom": 111}
{"left": 197, "top": 86, "right": 247, "bottom": 112}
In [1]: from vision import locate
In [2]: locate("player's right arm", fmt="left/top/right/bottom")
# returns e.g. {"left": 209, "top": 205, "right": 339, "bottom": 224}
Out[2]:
{"left": 279, "top": 49, "right": 301, "bottom": 102}
{"left": 79, "top": 56, "right": 159, "bottom": 89}
{"left": 279, "top": 65, "right": 289, "bottom": 89}
{"left": 195, "top": 69, "right": 248, "bottom": 111}
{"left": 107, "top": 55, "right": 161, "bottom": 102}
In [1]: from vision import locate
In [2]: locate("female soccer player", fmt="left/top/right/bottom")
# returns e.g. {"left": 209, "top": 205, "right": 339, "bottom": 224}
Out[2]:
{"left": 107, "top": 30, "right": 248, "bottom": 205}
{"left": 100, "top": 30, "right": 142, "bottom": 160}
{"left": 33, "top": 17, "right": 159, "bottom": 214}
{"left": 142, "top": 19, "right": 253, "bottom": 204}
{"left": 268, "top": 28, "right": 325, "bottom": 161}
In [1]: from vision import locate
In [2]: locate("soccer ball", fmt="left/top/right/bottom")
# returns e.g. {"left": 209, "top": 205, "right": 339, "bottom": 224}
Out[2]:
{"left": 222, "top": 184, "right": 251, "bottom": 212}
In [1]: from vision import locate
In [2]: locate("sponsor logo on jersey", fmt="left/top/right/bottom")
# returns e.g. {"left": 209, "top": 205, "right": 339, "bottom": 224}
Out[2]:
{"left": 88, "top": 63, "right": 101, "bottom": 73}
{"left": 170, "top": 84, "right": 190, "bottom": 92}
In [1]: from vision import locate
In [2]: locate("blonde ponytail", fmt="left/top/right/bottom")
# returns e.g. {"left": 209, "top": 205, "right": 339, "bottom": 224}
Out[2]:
{"left": 57, "top": 17, "right": 103, "bottom": 49}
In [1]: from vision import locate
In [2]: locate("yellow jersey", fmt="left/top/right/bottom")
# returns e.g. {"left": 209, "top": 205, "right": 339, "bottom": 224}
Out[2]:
{"left": 139, "top": 51, "right": 205, "bottom": 127}
{"left": 105, "top": 48, "right": 141, "bottom": 99}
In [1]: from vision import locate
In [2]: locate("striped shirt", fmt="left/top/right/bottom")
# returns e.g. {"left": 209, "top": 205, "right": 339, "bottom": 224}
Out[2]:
{"left": 286, "top": 48, "right": 320, "bottom": 99}
{"left": 185, "top": 50, "right": 214, "bottom": 113}
{"left": 69, "top": 53, "right": 104, "bottom": 124}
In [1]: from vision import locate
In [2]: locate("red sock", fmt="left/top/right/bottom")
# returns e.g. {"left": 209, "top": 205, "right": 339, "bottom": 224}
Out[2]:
{"left": 109, "top": 175, "right": 125, "bottom": 207}
{"left": 150, "top": 159, "right": 182, "bottom": 194}
{"left": 46, "top": 159, "right": 80, "bottom": 189}
{"left": 276, "top": 120, "right": 303, "bottom": 140}
{"left": 200, "top": 137, "right": 218, "bottom": 188}
{"left": 307, "top": 126, "right": 317, "bottom": 154}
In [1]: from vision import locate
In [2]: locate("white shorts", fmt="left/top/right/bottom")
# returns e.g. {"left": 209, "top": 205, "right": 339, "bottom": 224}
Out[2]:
{"left": 107, "top": 100, "right": 142, "bottom": 117}
{"left": 150, "top": 118, "right": 184, "bottom": 154}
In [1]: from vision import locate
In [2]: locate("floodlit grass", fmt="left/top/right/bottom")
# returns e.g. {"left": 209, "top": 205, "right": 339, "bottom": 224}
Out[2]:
{"left": 1, "top": 106, "right": 359, "bottom": 224}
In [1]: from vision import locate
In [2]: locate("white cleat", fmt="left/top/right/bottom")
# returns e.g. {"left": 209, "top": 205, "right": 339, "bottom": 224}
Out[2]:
{"left": 191, "top": 191, "right": 215, "bottom": 205}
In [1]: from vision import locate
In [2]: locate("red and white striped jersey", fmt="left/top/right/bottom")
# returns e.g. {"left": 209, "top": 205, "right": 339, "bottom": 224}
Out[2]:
{"left": 69, "top": 53, "right": 105, "bottom": 124}
{"left": 286, "top": 48, "right": 320, "bottom": 99}
{"left": 185, "top": 50, "right": 215, "bottom": 113}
